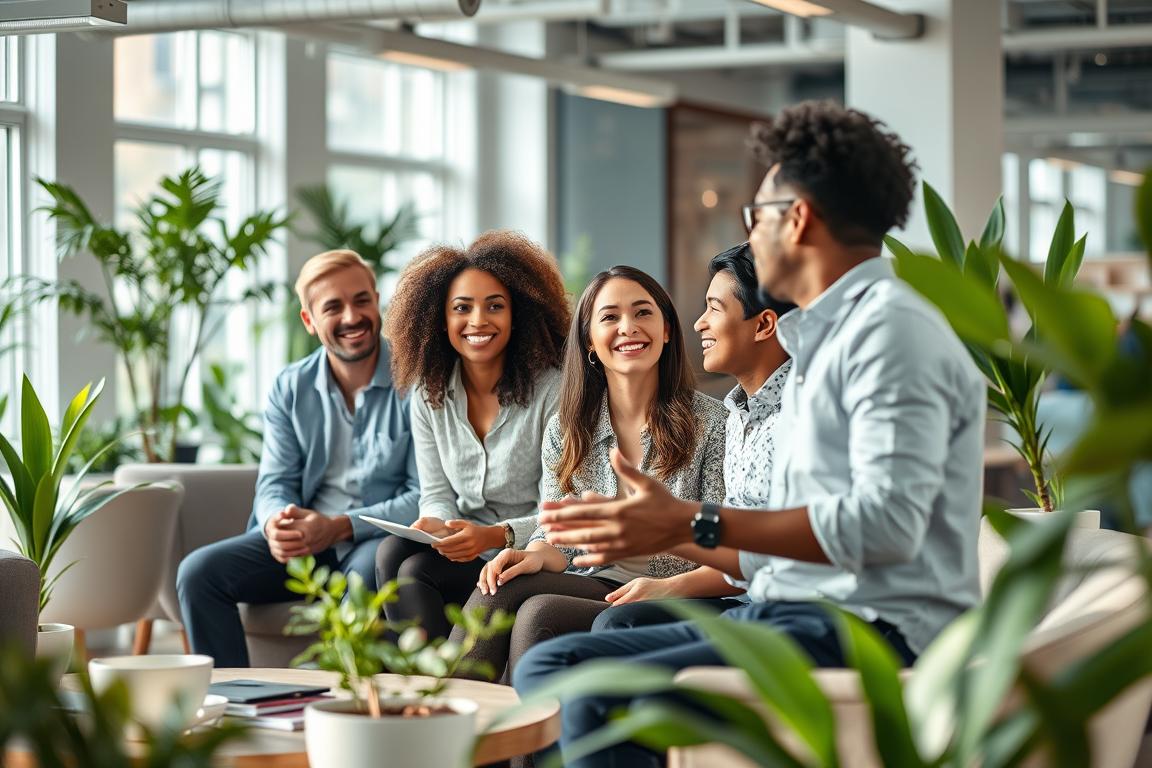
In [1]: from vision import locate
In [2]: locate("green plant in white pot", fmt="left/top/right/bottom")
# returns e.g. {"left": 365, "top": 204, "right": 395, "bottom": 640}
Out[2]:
{"left": 284, "top": 556, "right": 514, "bottom": 768}
{"left": 887, "top": 183, "right": 1089, "bottom": 520}
{"left": 0, "top": 376, "right": 125, "bottom": 678}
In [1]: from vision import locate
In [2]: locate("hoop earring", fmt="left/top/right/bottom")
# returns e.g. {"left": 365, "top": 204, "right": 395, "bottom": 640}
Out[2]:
{"left": 587, "top": 349, "right": 598, "bottom": 366}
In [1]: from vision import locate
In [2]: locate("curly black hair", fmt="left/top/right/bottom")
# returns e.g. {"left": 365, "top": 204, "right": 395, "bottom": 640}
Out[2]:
{"left": 749, "top": 100, "right": 918, "bottom": 247}
{"left": 386, "top": 230, "right": 569, "bottom": 409}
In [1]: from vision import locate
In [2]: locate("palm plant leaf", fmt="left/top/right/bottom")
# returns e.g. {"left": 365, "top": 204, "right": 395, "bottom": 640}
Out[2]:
{"left": 1043, "top": 202, "right": 1076, "bottom": 287}
{"left": 923, "top": 181, "right": 966, "bottom": 267}
{"left": 20, "top": 376, "right": 53, "bottom": 482}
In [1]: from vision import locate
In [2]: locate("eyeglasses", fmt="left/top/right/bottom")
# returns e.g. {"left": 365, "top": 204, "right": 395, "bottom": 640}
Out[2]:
{"left": 741, "top": 199, "right": 796, "bottom": 234}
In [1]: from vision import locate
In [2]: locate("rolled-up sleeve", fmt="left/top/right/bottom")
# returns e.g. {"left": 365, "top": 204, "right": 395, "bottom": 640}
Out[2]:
{"left": 807, "top": 311, "right": 952, "bottom": 573}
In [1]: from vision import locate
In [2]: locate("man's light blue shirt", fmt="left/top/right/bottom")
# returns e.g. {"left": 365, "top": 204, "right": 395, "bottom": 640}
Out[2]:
{"left": 738, "top": 257, "right": 985, "bottom": 654}
{"left": 249, "top": 342, "right": 421, "bottom": 542}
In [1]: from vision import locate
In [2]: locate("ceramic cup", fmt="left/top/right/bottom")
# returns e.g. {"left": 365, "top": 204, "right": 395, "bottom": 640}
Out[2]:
{"left": 88, "top": 654, "right": 214, "bottom": 733}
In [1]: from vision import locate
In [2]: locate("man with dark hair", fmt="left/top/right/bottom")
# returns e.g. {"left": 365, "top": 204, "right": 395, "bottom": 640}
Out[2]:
{"left": 515, "top": 101, "right": 985, "bottom": 768}
{"left": 591, "top": 243, "right": 797, "bottom": 631}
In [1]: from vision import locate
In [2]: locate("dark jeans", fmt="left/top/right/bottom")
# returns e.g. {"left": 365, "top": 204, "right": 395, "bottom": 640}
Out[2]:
{"left": 375, "top": 536, "right": 485, "bottom": 641}
{"left": 591, "top": 597, "right": 742, "bottom": 632}
{"left": 177, "top": 529, "right": 380, "bottom": 667}
{"left": 513, "top": 600, "right": 917, "bottom": 768}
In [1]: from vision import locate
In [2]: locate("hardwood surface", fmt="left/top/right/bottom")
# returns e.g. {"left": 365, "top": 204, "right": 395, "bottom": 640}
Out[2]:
{"left": 10, "top": 667, "right": 559, "bottom": 767}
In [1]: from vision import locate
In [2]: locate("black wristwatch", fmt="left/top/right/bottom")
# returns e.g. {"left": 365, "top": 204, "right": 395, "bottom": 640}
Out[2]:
{"left": 692, "top": 502, "right": 722, "bottom": 549}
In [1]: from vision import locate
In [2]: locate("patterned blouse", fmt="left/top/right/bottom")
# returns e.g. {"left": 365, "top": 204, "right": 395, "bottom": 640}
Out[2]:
{"left": 528, "top": 390, "right": 728, "bottom": 584}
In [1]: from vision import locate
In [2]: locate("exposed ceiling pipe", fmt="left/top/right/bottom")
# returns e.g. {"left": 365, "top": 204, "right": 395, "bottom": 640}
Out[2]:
{"left": 119, "top": 0, "right": 479, "bottom": 34}
{"left": 1003, "top": 23, "right": 1152, "bottom": 53}
{"left": 467, "top": 0, "right": 607, "bottom": 23}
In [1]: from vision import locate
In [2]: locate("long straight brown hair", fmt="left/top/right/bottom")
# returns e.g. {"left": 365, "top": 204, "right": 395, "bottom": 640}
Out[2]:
{"left": 553, "top": 265, "right": 699, "bottom": 495}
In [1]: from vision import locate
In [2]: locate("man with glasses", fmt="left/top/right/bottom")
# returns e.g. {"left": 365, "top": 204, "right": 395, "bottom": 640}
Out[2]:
{"left": 514, "top": 100, "right": 985, "bottom": 768}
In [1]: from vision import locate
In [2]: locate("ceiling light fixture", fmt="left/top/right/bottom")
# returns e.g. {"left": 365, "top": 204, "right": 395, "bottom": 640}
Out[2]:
{"left": 750, "top": 0, "right": 923, "bottom": 40}
{"left": 751, "top": 0, "right": 833, "bottom": 18}
{"left": 0, "top": 0, "right": 126, "bottom": 33}
{"left": 378, "top": 50, "right": 472, "bottom": 72}
{"left": 368, "top": 28, "right": 675, "bottom": 108}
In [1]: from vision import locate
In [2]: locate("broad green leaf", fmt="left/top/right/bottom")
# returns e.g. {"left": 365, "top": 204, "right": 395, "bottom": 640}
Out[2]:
{"left": 59, "top": 382, "right": 91, "bottom": 442}
{"left": 1062, "top": 404, "right": 1152, "bottom": 474}
{"left": 1058, "top": 235, "right": 1087, "bottom": 287}
{"left": 1000, "top": 256, "right": 1118, "bottom": 386}
{"left": 893, "top": 252, "right": 1011, "bottom": 348}
{"left": 923, "top": 182, "right": 966, "bottom": 267}
{"left": 982, "top": 710, "right": 1041, "bottom": 768}
{"left": 30, "top": 473, "right": 58, "bottom": 563}
{"left": 954, "top": 506, "right": 1073, "bottom": 762}
{"left": 1043, "top": 202, "right": 1076, "bottom": 286}
{"left": 884, "top": 234, "right": 917, "bottom": 263}
{"left": 20, "top": 376, "right": 53, "bottom": 483}
{"left": 0, "top": 429, "right": 34, "bottom": 536}
{"left": 1018, "top": 671, "right": 1092, "bottom": 768}
{"left": 836, "top": 609, "right": 925, "bottom": 768}
{"left": 1047, "top": 616, "right": 1152, "bottom": 713}
{"left": 549, "top": 699, "right": 804, "bottom": 768}
{"left": 980, "top": 196, "right": 1006, "bottom": 252}
{"left": 51, "top": 379, "right": 105, "bottom": 483}
{"left": 1136, "top": 168, "right": 1152, "bottom": 267}
{"left": 671, "top": 602, "right": 838, "bottom": 767}
{"left": 963, "top": 241, "right": 999, "bottom": 288}
{"left": 905, "top": 611, "right": 981, "bottom": 759}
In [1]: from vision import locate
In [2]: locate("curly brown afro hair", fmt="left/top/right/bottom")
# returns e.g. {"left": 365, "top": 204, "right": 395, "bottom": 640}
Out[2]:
{"left": 386, "top": 230, "right": 570, "bottom": 408}
{"left": 749, "top": 100, "right": 918, "bottom": 247}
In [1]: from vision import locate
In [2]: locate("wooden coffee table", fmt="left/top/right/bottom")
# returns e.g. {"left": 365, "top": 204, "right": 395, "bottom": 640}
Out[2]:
{"left": 11, "top": 668, "right": 559, "bottom": 767}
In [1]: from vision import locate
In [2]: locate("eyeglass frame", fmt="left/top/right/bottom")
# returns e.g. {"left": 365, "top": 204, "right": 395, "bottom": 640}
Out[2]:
{"left": 741, "top": 199, "right": 797, "bottom": 234}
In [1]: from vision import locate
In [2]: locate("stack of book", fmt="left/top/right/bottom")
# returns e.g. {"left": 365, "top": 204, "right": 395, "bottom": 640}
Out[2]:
{"left": 208, "top": 679, "right": 334, "bottom": 732}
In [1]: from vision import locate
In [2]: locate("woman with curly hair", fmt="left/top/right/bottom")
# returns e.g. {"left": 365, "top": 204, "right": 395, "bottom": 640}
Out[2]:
{"left": 376, "top": 230, "right": 569, "bottom": 641}
{"left": 447, "top": 265, "right": 727, "bottom": 678}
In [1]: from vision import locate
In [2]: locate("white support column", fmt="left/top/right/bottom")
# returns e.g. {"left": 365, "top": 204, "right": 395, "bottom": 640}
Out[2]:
{"left": 473, "top": 21, "right": 551, "bottom": 246}
{"left": 847, "top": 0, "right": 1003, "bottom": 247}
{"left": 51, "top": 33, "right": 118, "bottom": 421}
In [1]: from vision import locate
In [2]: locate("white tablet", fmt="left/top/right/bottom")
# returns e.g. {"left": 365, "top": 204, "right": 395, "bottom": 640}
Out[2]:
{"left": 358, "top": 516, "right": 443, "bottom": 545}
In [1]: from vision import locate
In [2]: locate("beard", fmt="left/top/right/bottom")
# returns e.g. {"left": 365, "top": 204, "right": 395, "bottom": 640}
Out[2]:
{"left": 326, "top": 319, "right": 379, "bottom": 363}
{"left": 754, "top": 229, "right": 792, "bottom": 306}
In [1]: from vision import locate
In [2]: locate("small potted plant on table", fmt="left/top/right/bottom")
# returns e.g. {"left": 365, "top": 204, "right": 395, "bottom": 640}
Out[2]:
{"left": 284, "top": 556, "right": 514, "bottom": 768}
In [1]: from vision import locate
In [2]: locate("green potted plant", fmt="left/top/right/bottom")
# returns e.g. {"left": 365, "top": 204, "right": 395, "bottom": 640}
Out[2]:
{"left": 288, "top": 184, "right": 417, "bottom": 360}
{"left": 0, "top": 376, "right": 126, "bottom": 679}
{"left": 284, "top": 555, "right": 514, "bottom": 768}
{"left": 11, "top": 166, "right": 289, "bottom": 463}
{"left": 887, "top": 183, "right": 1088, "bottom": 519}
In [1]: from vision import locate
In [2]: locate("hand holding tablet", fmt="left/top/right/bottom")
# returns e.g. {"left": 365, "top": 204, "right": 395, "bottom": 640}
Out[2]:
{"left": 358, "top": 516, "right": 446, "bottom": 545}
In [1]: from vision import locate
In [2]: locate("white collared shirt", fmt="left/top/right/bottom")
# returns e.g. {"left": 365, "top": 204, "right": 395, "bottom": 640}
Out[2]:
{"left": 737, "top": 257, "right": 985, "bottom": 654}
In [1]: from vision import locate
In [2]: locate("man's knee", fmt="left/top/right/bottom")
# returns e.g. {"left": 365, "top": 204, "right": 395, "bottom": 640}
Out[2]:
{"left": 177, "top": 543, "right": 224, "bottom": 601}
{"left": 512, "top": 633, "right": 584, "bottom": 693}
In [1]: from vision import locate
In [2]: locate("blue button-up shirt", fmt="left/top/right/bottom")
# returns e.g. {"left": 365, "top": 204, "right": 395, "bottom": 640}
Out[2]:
{"left": 250, "top": 342, "right": 421, "bottom": 542}
{"left": 738, "top": 257, "right": 985, "bottom": 654}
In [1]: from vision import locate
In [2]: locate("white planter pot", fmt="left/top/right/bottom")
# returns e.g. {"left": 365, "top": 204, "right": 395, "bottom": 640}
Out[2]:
{"left": 304, "top": 696, "right": 479, "bottom": 768}
{"left": 36, "top": 622, "right": 75, "bottom": 684}
{"left": 1004, "top": 508, "right": 1101, "bottom": 529}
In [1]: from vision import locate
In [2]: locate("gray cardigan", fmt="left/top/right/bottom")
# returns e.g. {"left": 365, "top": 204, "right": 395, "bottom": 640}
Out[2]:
{"left": 529, "top": 391, "right": 728, "bottom": 583}
{"left": 409, "top": 364, "right": 561, "bottom": 551}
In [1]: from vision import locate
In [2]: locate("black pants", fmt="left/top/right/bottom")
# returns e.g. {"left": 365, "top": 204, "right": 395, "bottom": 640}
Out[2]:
{"left": 375, "top": 536, "right": 485, "bottom": 640}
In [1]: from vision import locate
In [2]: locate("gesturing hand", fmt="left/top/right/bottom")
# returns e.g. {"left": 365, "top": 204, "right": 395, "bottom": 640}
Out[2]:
{"left": 540, "top": 449, "right": 697, "bottom": 567}
{"left": 477, "top": 549, "right": 545, "bottom": 594}
{"left": 432, "top": 520, "right": 503, "bottom": 562}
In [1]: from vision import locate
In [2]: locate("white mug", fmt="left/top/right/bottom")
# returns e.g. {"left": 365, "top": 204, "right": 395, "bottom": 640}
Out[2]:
{"left": 88, "top": 654, "right": 214, "bottom": 733}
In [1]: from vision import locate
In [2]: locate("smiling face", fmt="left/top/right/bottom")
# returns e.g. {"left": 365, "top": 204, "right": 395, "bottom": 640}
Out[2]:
{"left": 693, "top": 271, "right": 762, "bottom": 377}
{"left": 587, "top": 277, "right": 669, "bottom": 378}
{"left": 444, "top": 268, "right": 513, "bottom": 368}
{"left": 300, "top": 265, "right": 381, "bottom": 363}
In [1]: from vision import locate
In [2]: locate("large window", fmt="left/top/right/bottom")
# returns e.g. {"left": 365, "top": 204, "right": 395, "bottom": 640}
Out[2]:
{"left": 0, "top": 37, "right": 25, "bottom": 436}
{"left": 1027, "top": 157, "right": 1106, "bottom": 263}
{"left": 326, "top": 52, "right": 451, "bottom": 297}
{"left": 114, "top": 31, "right": 264, "bottom": 435}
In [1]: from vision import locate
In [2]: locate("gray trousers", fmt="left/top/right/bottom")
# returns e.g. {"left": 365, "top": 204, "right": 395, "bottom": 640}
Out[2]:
{"left": 448, "top": 572, "right": 617, "bottom": 682}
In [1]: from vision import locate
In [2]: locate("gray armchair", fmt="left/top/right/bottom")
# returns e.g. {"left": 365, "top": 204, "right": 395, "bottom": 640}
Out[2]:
{"left": 0, "top": 550, "right": 39, "bottom": 656}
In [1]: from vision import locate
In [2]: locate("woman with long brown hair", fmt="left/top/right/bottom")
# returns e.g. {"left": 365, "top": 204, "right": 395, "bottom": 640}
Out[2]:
{"left": 376, "top": 230, "right": 569, "bottom": 641}
{"left": 449, "top": 265, "right": 726, "bottom": 676}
